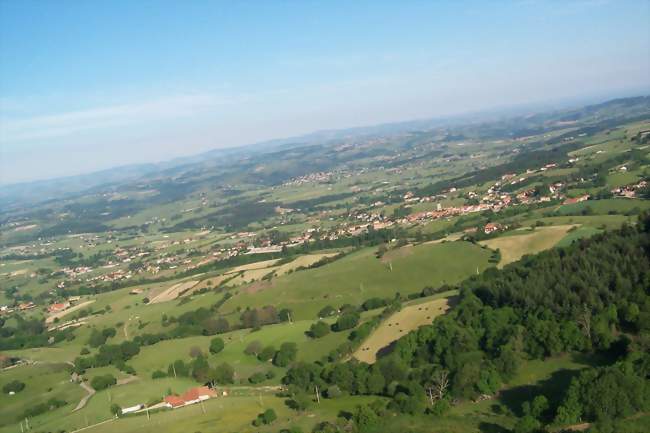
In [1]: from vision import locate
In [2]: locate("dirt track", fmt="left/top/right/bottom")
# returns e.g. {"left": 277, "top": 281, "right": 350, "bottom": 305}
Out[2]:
{"left": 150, "top": 280, "right": 198, "bottom": 303}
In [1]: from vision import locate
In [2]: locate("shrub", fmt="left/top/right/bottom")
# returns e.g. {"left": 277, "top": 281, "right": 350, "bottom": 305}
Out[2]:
{"left": 2, "top": 380, "right": 25, "bottom": 394}
{"left": 110, "top": 403, "right": 122, "bottom": 417}
{"left": 151, "top": 370, "right": 167, "bottom": 379}
{"left": 253, "top": 408, "right": 277, "bottom": 426}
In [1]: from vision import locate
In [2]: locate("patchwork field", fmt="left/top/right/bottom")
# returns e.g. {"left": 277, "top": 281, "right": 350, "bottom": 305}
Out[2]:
{"left": 353, "top": 292, "right": 454, "bottom": 363}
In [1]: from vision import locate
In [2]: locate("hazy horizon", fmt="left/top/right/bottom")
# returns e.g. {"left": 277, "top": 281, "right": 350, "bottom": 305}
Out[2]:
{"left": 2, "top": 0, "right": 649, "bottom": 184}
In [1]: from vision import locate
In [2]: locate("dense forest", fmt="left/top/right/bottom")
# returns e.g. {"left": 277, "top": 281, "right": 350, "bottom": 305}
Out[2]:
{"left": 283, "top": 214, "right": 650, "bottom": 433}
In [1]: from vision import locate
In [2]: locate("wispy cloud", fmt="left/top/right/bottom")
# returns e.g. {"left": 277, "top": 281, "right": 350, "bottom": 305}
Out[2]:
{"left": 0, "top": 93, "right": 241, "bottom": 143}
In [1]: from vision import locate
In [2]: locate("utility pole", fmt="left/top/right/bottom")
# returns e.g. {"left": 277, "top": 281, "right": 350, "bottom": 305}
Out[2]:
{"left": 173, "top": 363, "right": 177, "bottom": 378}
{"left": 200, "top": 399, "right": 206, "bottom": 414}
{"left": 19, "top": 421, "right": 23, "bottom": 433}
{"left": 314, "top": 385, "right": 320, "bottom": 404}
{"left": 287, "top": 311, "right": 293, "bottom": 324}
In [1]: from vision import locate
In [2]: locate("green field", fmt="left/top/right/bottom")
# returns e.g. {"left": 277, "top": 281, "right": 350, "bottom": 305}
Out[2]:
{"left": 0, "top": 363, "right": 85, "bottom": 430}
{"left": 221, "top": 241, "right": 492, "bottom": 320}
{"left": 129, "top": 317, "right": 351, "bottom": 382}
{"left": 557, "top": 198, "right": 650, "bottom": 215}
{"left": 480, "top": 225, "right": 573, "bottom": 267}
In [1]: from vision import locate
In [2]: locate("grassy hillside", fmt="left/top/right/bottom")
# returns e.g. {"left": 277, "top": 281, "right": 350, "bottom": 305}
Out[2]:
{"left": 221, "top": 241, "right": 492, "bottom": 320}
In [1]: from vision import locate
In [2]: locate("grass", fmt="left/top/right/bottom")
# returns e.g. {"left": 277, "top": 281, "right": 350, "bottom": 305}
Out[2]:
{"left": 353, "top": 292, "right": 454, "bottom": 364}
{"left": 129, "top": 318, "right": 351, "bottom": 382}
{"left": 479, "top": 225, "right": 574, "bottom": 267}
{"left": 555, "top": 226, "right": 602, "bottom": 247}
{"left": 221, "top": 241, "right": 492, "bottom": 320}
{"left": 0, "top": 362, "right": 85, "bottom": 429}
{"left": 28, "top": 394, "right": 380, "bottom": 433}
{"left": 557, "top": 198, "right": 650, "bottom": 215}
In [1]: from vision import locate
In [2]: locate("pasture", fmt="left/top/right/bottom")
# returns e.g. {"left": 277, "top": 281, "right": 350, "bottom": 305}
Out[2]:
{"left": 221, "top": 241, "right": 492, "bottom": 320}
{"left": 353, "top": 292, "right": 454, "bottom": 364}
{"left": 0, "top": 363, "right": 84, "bottom": 430}
{"left": 129, "top": 318, "right": 350, "bottom": 382}
{"left": 480, "top": 225, "right": 575, "bottom": 267}
{"left": 556, "top": 198, "right": 650, "bottom": 216}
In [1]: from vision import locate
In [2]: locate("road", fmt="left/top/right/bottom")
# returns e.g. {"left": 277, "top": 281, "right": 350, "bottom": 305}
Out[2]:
{"left": 73, "top": 381, "right": 96, "bottom": 412}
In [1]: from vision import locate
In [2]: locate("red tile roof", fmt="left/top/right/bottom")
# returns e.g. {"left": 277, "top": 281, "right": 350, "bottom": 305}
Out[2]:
{"left": 164, "top": 395, "right": 185, "bottom": 408}
{"left": 182, "top": 386, "right": 216, "bottom": 402}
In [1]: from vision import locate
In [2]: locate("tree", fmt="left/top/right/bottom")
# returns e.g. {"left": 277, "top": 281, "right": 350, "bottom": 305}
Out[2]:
{"left": 88, "top": 329, "right": 107, "bottom": 348}
{"left": 211, "top": 362, "right": 235, "bottom": 385}
{"left": 274, "top": 342, "right": 298, "bottom": 367}
{"left": 258, "top": 345, "right": 276, "bottom": 362}
{"left": 366, "top": 370, "right": 386, "bottom": 394}
{"left": 253, "top": 408, "right": 277, "bottom": 426}
{"left": 428, "top": 369, "right": 449, "bottom": 404}
{"left": 209, "top": 337, "right": 225, "bottom": 354}
{"left": 248, "top": 372, "right": 267, "bottom": 384}
{"left": 244, "top": 340, "right": 262, "bottom": 357}
{"left": 317, "top": 305, "right": 336, "bottom": 318}
{"left": 279, "top": 308, "right": 293, "bottom": 322}
{"left": 110, "top": 403, "right": 122, "bottom": 417}
{"left": 189, "top": 346, "right": 204, "bottom": 358}
{"left": 262, "top": 408, "right": 277, "bottom": 424}
{"left": 529, "top": 395, "right": 549, "bottom": 419}
{"left": 332, "top": 313, "right": 359, "bottom": 332}
{"left": 354, "top": 404, "right": 379, "bottom": 433}
{"left": 91, "top": 374, "right": 117, "bottom": 391}
{"left": 191, "top": 356, "right": 211, "bottom": 383}
{"left": 308, "top": 321, "right": 330, "bottom": 338}
{"left": 289, "top": 391, "right": 312, "bottom": 412}
{"left": 513, "top": 415, "right": 541, "bottom": 433}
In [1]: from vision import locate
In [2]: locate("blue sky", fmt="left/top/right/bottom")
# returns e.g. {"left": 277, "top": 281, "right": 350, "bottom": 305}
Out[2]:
{"left": 1, "top": 0, "right": 649, "bottom": 184}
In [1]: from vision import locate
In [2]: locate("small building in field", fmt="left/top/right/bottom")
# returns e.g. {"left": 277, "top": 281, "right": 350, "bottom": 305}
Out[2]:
{"left": 484, "top": 223, "right": 502, "bottom": 235}
{"left": 121, "top": 404, "right": 144, "bottom": 414}
{"left": 48, "top": 302, "right": 70, "bottom": 313}
{"left": 164, "top": 386, "right": 218, "bottom": 409}
{"left": 563, "top": 195, "right": 590, "bottom": 205}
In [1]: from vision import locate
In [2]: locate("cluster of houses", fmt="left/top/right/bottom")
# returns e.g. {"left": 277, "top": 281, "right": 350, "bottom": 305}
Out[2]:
{"left": 0, "top": 301, "right": 36, "bottom": 315}
{"left": 282, "top": 171, "right": 337, "bottom": 186}
{"left": 611, "top": 180, "right": 647, "bottom": 198}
